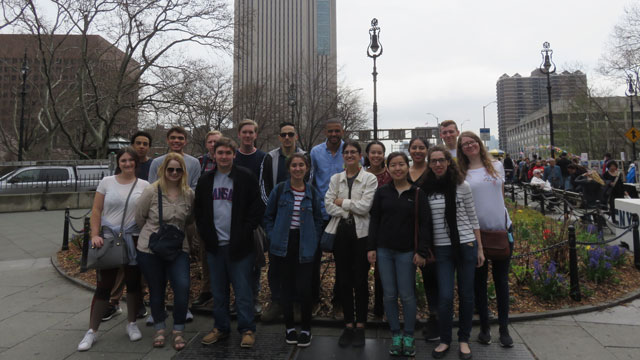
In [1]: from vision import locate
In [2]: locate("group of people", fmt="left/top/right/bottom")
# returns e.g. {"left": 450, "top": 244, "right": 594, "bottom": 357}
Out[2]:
{"left": 512, "top": 152, "right": 631, "bottom": 223}
{"left": 77, "top": 118, "right": 516, "bottom": 359}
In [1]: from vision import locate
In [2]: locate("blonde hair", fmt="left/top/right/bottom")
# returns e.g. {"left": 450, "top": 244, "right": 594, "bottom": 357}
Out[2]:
{"left": 456, "top": 131, "right": 500, "bottom": 179}
{"left": 588, "top": 170, "right": 605, "bottom": 186}
{"left": 205, "top": 130, "right": 222, "bottom": 141}
{"left": 238, "top": 119, "right": 258, "bottom": 133}
{"left": 155, "top": 153, "right": 190, "bottom": 195}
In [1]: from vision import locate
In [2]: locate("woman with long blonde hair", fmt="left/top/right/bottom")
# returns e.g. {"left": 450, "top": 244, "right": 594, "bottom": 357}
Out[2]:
{"left": 136, "top": 153, "right": 195, "bottom": 351}
{"left": 457, "top": 131, "right": 514, "bottom": 348}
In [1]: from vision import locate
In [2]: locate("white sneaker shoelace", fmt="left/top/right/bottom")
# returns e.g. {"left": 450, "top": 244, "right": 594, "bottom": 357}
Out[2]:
{"left": 77, "top": 329, "right": 96, "bottom": 351}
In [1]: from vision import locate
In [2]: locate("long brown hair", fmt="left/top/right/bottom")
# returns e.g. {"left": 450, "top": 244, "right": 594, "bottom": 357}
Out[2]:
{"left": 456, "top": 131, "right": 500, "bottom": 179}
{"left": 425, "top": 145, "right": 463, "bottom": 188}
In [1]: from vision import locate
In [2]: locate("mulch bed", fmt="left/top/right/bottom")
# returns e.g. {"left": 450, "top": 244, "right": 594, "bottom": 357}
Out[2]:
{"left": 58, "top": 235, "right": 640, "bottom": 319}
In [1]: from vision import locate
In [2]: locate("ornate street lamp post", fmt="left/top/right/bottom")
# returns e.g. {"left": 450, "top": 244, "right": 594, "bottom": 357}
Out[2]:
{"left": 539, "top": 42, "right": 556, "bottom": 158}
{"left": 367, "top": 18, "right": 383, "bottom": 140}
{"left": 288, "top": 83, "right": 297, "bottom": 123}
{"left": 626, "top": 75, "right": 637, "bottom": 162}
{"left": 18, "top": 50, "right": 29, "bottom": 162}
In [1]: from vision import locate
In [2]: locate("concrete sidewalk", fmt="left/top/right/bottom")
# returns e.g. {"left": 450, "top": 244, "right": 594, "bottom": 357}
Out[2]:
{"left": 0, "top": 210, "right": 639, "bottom": 359}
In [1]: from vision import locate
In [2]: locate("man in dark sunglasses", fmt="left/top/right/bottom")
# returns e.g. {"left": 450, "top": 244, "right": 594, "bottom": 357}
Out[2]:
{"left": 258, "top": 121, "right": 307, "bottom": 322}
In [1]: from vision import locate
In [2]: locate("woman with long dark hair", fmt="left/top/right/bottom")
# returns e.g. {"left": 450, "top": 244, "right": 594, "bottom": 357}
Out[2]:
{"left": 136, "top": 153, "right": 194, "bottom": 350}
{"left": 365, "top": 140, "right": 391, "bottom": 318}
{"left": 325, "top": 140, "right": 377, "bottom": 348}
{"left": 77, "top": 147, "right": 149, "bottom": 352}
{"left": 407, "top": 137, "right": 439, "bottom": 341}
{"left": 263, "top": 153, "right": 324, "bottom": 347}
{"left": 424, "top": 145, "right": 484, "bottom": 360}
{"left": 368, "top": 151, "right": 432, "bottom": 356}
{"left": 457, "top": 131, "right": 514, "bottom": 348}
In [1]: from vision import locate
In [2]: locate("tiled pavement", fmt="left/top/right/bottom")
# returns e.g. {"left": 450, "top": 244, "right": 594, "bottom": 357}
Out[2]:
{"left": 1, "top": 210, "right": 640, "bottom": 359}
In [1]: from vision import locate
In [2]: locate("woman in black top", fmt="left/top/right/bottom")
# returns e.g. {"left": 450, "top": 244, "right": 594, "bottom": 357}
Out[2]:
{"left": 602, "top": 161, "right": 627, "bottom": 223}
{"left": 368, "top": 152, "right": 432, "bottom": 357}
{"left": 407, "top": 137, "right": 439, "bottom": 341}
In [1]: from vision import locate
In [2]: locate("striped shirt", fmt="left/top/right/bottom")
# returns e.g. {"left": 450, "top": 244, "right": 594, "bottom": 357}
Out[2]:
{"left": 290, "top": 187, "right": 306, "bottom": 229}
{"left": 428, "top": 181, "right": 480, "bottom": 246}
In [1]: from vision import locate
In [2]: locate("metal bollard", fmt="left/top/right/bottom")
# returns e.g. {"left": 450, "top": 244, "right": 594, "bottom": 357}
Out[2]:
{"left": 524, "top": 186, "right": 528, "bottom": 207}
{"left": 633, "top": 214, "right": 640, "bottom": 270}
{"left": 568, "top": 225, "right": 581, "bottom": 301}
{"left": 563, "top": 197, "right": 569, "bottom": 221}
{"left": 62, "top": 207, "right": 70, "bottom": 250}
{"left": 540, "top": 194, "right": 545, "bottom": 215}
{"left": 80, "top": 217, "right": 90, "bottom": 273}
{"left": 511, "top": 183, "right": 516, "bottom": 203}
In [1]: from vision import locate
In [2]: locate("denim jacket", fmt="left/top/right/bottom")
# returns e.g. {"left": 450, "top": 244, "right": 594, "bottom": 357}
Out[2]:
{"left": 263, "top": 180, "right": 324, "bottom": 263}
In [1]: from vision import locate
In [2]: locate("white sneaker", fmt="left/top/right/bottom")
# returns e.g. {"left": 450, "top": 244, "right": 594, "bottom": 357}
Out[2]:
{"left": 186, "top": 309, "right": 194, "bottom": 322}
{"left": 77, "top": 329, "right": 96, "bottom": 351}
{"left": 146, "top": 314, "right": 154, "bottom": 326}
{"left": 126, "top": 322, "right": 142, "bottom": 342}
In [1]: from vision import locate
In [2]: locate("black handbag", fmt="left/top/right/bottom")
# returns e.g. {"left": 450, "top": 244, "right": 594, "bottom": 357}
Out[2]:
{"left": 85, "top": 178, "right": 138, "bottom": 270}
{"left": 149, "top": 186, "right": 185, "bottom": 262}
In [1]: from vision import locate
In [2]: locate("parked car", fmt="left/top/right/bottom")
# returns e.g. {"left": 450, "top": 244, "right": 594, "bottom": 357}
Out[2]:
{"left": 0, "top": 165, "right": 111, "bottom": 194}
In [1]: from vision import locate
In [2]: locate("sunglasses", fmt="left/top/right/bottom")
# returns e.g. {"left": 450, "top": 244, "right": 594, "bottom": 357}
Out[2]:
{"left": 166, "top": 167, "right": 184, "bottom": 174}
{"left": 280, "top": 132, "right": 296, "bottom": 138}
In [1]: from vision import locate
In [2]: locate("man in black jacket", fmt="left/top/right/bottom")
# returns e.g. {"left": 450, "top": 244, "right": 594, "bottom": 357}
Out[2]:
{"left": 194, "top": 137, "right": 265, "bottom": 348}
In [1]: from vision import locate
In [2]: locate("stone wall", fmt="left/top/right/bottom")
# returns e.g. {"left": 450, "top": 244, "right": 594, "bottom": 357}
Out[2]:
{"left": 0, "top": 192, "right": 94, "bottom": 212}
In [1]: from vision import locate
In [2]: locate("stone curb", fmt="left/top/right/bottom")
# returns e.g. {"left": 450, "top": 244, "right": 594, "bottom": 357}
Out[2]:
{"left": 51, "top": 256, "right": 640, "bottom": 328}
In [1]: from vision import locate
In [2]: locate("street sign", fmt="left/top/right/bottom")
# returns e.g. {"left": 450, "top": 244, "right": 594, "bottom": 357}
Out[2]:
{"left": 625, "top": 127, "right": 640, "bottom": 143}
{"left": 479, "top": 128, "right": 490, "bottom": 141}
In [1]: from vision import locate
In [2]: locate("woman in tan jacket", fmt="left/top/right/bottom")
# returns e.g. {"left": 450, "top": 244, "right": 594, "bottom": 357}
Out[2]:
{"left": 136, "top": 153, "right": 194, "bottom": 351}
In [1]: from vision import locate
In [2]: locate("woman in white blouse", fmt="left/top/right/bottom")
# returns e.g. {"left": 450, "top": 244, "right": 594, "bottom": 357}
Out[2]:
{"left": 457, "top": 131, "right": 514, "bottom": 348}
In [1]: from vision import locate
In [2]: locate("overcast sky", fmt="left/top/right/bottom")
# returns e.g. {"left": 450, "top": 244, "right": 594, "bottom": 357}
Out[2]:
{"left": 335, "top": 0, "right": 632, "bottom": 139}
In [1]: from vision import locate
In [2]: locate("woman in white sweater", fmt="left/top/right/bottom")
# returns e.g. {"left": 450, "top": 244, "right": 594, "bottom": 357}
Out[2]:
{"left": 324, "top": 140, "right": 377, "bottom": 348}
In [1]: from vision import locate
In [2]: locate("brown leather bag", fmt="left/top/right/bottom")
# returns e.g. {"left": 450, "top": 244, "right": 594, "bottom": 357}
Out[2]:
{"left": 414, "top": 189, "right": 436, "bottom": 264}
{"left": 480, "top": 212, "right": 510, "bottom": 261}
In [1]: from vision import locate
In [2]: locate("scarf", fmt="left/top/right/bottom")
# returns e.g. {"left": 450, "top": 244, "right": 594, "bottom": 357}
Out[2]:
{"left": 430, "top": 173, "right": 461, "bottom": 258}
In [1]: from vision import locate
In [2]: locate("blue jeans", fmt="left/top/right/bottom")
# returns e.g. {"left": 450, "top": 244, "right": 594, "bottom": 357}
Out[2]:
{"left": 207, "top": 246, "right": 256, "bottom": 334}
{"left": 376, "top": 248, "right": 417, "bottom": 335}
{"left": 435, "top": 242, "right": 477, "bottom": 345}
{"left": 137, "top": 250, "right": 190, "bottom": 331}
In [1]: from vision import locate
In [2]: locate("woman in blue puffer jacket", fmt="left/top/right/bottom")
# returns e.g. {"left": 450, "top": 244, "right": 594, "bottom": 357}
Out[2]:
{"left": 263, "top": 153, "right": 324, "bottom": 348}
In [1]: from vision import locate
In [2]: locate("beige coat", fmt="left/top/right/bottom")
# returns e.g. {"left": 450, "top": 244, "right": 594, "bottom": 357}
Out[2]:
{"left": 324, "top": 168, "right": 377, "bottom": 238}
{"left": 135, "top": 184, "right": 195, "bottom": 254}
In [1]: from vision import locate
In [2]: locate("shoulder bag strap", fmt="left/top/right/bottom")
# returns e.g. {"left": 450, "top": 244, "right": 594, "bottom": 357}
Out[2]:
{"left": 414, "top": 187, "right": 419, "bottom": 252}
{"left": 119, "top": 178, "right": 138, "bottom": 237}
{"left": 156, "top": 185, "right": 163, "bottom": 228}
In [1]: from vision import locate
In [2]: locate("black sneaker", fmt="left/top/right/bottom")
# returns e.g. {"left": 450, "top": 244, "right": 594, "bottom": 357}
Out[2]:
{"left": 136, "top": 306, "right": 148, "bottom": 319}
{"left": 338, "top": 328, "right": 354, "bottom": 347}
{"left": 193, "top": 292, "right": 213, "bottom": 306}
{"left": 285, "top": 330, "right": 298, "bottom": 345}
{"left": 499, "top": 328, "right": 513, "bottom": 348}
{"left": 423, "top": 317, "right": 440, "bottom": 341}
{"left": 101, "top": 305, "right": 122, "bottom": 322}
{"left": 297, "top": 332, "right": 312, "bottom": 347}
{"left": 352, "top": 328, "right": 365, "bottom": 347}
{"left": 478, "top": 328, "right": 492, "bottom": 345}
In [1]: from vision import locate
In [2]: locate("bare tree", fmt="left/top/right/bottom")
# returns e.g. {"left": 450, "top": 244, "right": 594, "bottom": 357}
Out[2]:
{"left": 6, "top": 0, "right": 233, "bottom": 159}
{"left": 599, "top": 3, "right": 640, "bottom": 85}
{"left": 336, "top": 85, "right": 368, "bottom": 138}
{"left": 153, "top": 60, "right": 233, "bottom": 155}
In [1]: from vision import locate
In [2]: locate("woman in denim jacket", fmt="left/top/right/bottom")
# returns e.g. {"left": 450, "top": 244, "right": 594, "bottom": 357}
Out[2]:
{"left": 263, "top": 153, "right": 324, "bottom": 347}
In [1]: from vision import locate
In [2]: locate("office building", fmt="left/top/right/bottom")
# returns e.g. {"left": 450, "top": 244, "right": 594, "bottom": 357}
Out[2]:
{"left": 496, "top": 69, "right": 587, "bottom": 151}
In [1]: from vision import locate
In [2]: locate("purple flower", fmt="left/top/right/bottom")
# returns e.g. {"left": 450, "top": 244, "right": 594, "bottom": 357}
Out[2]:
{"left": 605, "top": 262, "right": 612, "bottom": 270}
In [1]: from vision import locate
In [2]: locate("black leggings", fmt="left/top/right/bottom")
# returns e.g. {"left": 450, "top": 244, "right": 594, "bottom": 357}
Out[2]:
{"left": 474, "top": 243, "right": 513, "bottom": 330}
{"left": 274, "top": 229, "right": 313, "bottom": 331}
{"left": 333, "top": 220, "right": 369, "bottom": 325}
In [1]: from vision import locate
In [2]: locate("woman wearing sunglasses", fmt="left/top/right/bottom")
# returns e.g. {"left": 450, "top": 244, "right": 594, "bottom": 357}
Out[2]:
{"left": 424, "top": 145, "right": 484, "bottom": 360}
{"left": 135, "top": 153, "right": 195, "bottom": 351}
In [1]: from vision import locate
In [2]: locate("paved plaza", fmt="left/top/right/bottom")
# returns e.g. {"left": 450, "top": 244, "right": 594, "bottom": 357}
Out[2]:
{"left": 0, "top": 209, "right": 639, "bottom": 359}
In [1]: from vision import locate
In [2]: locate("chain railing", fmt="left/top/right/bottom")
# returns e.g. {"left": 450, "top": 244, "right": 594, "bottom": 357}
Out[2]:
{"left": 61, "top": 207, "right": 91, "bottom": 251}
